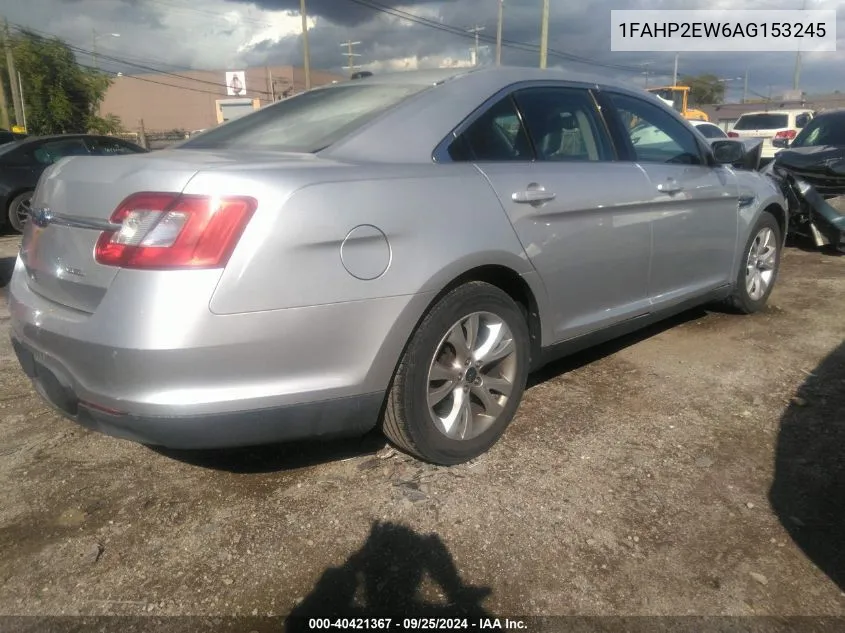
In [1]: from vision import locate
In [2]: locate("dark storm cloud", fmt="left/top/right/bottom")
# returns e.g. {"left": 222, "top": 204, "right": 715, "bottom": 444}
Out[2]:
{"left": 19, "top": 0, "right": 845, "bottom": 97}
{"left": 227, "top": 0, "right": 445, "bottom": 26}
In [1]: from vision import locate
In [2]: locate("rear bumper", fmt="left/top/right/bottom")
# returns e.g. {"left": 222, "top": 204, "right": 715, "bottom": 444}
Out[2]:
{"left": 8, "top": 256, "right": 434, "bottom": 448}
{"left": 12, "top": 335, "right": 382, "bottom": 448}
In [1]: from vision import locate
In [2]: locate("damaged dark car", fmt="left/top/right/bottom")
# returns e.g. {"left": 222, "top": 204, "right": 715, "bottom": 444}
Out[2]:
{"left": 762, "top": 108, "right": 845, "bottom": 252}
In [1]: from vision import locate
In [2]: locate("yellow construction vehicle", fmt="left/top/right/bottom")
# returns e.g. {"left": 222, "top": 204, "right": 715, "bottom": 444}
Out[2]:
{"left": 647, "top": 86, "right": 709, "bottom": 122}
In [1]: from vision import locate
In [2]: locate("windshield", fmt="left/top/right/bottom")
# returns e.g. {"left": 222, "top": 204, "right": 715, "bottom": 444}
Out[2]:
{"left": 179, "top": 83, "right": 429, "bottom": 153}
{"left": 790, "top": 114, "right": 845, "bottom": 147}
{"left": 733, "top": 113, "right": 789, "bottom": 130}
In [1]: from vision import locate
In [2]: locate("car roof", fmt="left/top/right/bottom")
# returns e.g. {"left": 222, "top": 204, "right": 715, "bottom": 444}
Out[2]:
{"left": 341, "top": 65, "right": 629, "bottom": 91}
{"left": 738, "top": 109, "right": 809, "bottom": 116}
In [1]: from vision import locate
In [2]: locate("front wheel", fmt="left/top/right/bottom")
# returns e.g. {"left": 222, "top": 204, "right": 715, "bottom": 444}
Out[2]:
{"left": 7, "top": 191, "right": 33, "bottom": 234}
{"left": 382, "top": 281, "right": 531, "bottom": 465}
{"left": 726, "top": 210, "right": 782, "bottom": 314}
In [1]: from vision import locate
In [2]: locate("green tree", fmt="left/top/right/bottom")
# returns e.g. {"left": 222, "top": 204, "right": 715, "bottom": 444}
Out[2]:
{"left": 680, "top": 73, "right": 726, "bottom": 106}
{"left": 3, "top": 30, "right": 123, "bottom": 135}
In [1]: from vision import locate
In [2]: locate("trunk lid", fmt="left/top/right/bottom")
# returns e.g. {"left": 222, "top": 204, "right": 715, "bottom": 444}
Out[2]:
{"left": 19, "top": 149, "right": 266, "bottom": 313}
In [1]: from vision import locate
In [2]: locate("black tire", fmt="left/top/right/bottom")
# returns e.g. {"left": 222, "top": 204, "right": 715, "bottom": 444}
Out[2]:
{"left": 382, "top": 281, "right": 530, "bottom": 465}
{"left": 7, "top": 191, "right": 32, "bottom": 234}
{"left": 725, "top": 210, "right": 782, "bottom": 314}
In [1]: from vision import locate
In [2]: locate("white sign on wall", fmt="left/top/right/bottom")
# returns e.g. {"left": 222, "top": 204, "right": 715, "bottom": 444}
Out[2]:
{"left": 225, "top": 71, "right": 247, "bottom": 96}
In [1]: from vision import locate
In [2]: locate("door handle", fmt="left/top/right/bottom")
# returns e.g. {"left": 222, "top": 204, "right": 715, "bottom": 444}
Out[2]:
{"left": 512, "top": 189, "right": 556, "bottom": 204}
{"left": 656, "top": 179, "right": 683, "bottom": 194}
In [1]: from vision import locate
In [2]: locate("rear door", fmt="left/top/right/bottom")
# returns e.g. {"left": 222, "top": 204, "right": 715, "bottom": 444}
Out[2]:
{"left": 601, "top": 91, "right": 738, "bottom": 306}
{"left": 445, "top": 84, "right": 655, "bottom": 343}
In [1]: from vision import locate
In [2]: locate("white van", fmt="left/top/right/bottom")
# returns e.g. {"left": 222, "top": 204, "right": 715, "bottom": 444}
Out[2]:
{"left": 728, "top": 109, "right": 814, "bottom": 159}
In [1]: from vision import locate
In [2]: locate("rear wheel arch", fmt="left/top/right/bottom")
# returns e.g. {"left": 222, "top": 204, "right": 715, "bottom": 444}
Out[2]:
{"left": 434, "top": 265, "right": 543, "bottom": 367}
{"left": 373, "top": 263, "right": 543, "bottom": 396}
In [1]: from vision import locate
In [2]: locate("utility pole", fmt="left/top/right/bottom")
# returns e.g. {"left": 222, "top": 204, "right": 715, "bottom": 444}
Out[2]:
{"left": 467, "top": 25, "right": 484, "bottom": 66}
{"left": 672, "top": 53, "right": 679, "bottom": 86}
{"left": 340, "top": 40, "right": 362, "bottom": 78}
{"left": 495, "top": 0, "right": 504, "bottom": 66}
{"left": 539, "top": 0, "right": 550, "bottom": 68}
{"left": 92, "top": 28, "right": 98, "bottom": 70}
{"left": 266, "top": 66, "right": 275, "bottom": 103}
{"left": 794, "top": 0, "right": 805, "bottom": 92}
{"left": 3, "top": 19, "right": 22, "bottom": 128}
{"left": 0, "top": 25, "right": 9, "bottom": 128}
{"left": 743, "top": 68, "right": 749, "bottom": 103}
{"left": 641, "top": 61, "right": 653, "bottom": 88}
{"left": 300, "top": 0, "right": 311, "bottom": 90}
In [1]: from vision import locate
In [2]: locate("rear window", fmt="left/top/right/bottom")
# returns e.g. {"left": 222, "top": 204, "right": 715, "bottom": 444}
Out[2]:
{"left": 180, "top": 83, "right": 430, "bottom": 153}
{"left": 733, "top": 113, "right": 789, "bottom": 130}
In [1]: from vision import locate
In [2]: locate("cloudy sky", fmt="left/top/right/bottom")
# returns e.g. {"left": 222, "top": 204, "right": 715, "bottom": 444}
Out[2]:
{"left": 1, "top": 0, "right": 844, "bottom": 101}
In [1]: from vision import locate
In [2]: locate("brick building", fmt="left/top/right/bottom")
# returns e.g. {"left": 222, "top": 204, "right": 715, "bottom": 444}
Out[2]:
{"left": 101, "top": 65, "right": 345, "bottom": 134}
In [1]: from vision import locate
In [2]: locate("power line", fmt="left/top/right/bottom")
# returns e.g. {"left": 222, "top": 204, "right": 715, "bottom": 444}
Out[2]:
{"left": 9, "top": 22, "right": 274, "bottom": 97}
{"left": 344, "top": 0, "right": 651, "bottom": 74}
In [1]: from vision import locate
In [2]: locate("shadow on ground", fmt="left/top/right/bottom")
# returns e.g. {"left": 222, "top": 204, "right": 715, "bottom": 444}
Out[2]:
{"left": 155, "top": 307, "right": 721, "bottom": 473}
{"left": 1, "top": 256, "right": 14, "bottom": 288}
{"left": 770, "top": 341, "right": 845, "bottom": 590}
{"left": 285, "top": 521, "right": 492, "bottom": 630}
{"left": 150, "top": 429, "right": 388, "bottom": 474}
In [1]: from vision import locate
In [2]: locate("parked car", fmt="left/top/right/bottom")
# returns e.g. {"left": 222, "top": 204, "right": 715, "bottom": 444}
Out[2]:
{"left": 8, "top": 67, "right": 787, "bottom": 465}
{"left": 762, "top": 108, "right": 845, "bottom": 251}
{"left": 691, "top": 120, "right": 728, "bottom": 139}
{"left": 728, "top": 109, "right": 814, "bottom": 160}
{"left": 0, "top": 128, "right": 27, "bottom": 146}
{"left": 0, "top": 134, "right": 148, "bottom": 233}
{"left": 631, "top": 118, "right": 728, "bottom": 146}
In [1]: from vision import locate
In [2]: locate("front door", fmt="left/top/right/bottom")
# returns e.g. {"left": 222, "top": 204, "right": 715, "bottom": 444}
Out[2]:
{"left": 604, "top": 91, "right": 739, "bottom": 306}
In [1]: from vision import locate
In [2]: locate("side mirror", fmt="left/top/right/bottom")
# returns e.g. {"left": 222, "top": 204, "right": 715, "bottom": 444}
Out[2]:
{"left": 710, "top": 138, "right": 763, "bottom": 171}
{"left": 711, "top": 139, "right": 745, "bottom": 164}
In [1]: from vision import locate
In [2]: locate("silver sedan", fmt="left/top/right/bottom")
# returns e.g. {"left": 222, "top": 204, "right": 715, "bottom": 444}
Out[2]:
{"left": 8, "top": 66, "right": 787, "bottom": 465}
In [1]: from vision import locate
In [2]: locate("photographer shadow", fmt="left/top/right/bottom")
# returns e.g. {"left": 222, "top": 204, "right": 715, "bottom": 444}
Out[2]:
{"left": 770, "top": 341, "right": 845, "bottom": 590}
{"left": 285, "top": 521, "right": 493, "bottom": 630}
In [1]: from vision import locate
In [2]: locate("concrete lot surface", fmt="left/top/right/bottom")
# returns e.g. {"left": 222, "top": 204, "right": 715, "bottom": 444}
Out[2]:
{"left": 0, "top": 233, "right": 843, "bottom": 618}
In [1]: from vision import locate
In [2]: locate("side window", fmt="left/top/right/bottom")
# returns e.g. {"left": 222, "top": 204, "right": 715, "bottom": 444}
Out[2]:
{"left": 448, "top": 95, "right": 533, "bottom": 162}
{"left": 795, "top": 112, "right": 811, "bottom": 128}
{"left": 608, "top": 93, "right": 703, "bottom": 166}
{"left": 88, "top": 137, "right": 145, "bottom": 155}
{"left": 513, "top": 87, "right": 613, "bottom": 162}
{"left": 32, "top": 139, "right": 90, "bottom": 165}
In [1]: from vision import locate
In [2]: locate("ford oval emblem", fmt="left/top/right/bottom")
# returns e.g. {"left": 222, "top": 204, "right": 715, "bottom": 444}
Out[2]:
{"left": 30, "top": 205, "right": 53, "bottom": 228}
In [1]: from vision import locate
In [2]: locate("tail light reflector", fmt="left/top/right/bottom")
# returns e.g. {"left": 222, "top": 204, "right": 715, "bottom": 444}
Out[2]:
{"left": 727, "top": 131, "right": 739, "bottom": 138}
{"left": 95, "top": 192, "right": 257, "bottom": 269}
{"left": 774, "top": 129, "right": 797, "bottom": 139}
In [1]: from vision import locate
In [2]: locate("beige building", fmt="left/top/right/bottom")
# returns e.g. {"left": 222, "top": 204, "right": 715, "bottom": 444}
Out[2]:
{"left": 101, "top": 65, "right": 345, "bottom": 134}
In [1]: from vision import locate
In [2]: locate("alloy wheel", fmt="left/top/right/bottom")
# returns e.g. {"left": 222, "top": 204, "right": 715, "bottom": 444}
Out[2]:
{"left": 426, "top": 311, "right": 518, "bottom": 441}
{"left": 745, "top": 226, "right": 777, "bottom": 301}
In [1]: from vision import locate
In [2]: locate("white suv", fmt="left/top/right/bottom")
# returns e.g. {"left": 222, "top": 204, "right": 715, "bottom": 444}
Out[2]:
{"left": 728, "top": 109, "right": 813, "bottom": 159}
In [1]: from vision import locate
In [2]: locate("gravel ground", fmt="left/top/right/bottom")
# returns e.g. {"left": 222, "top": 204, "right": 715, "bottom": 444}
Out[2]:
{"left": 0, "top": 232, "right": 843, "bottom": 620}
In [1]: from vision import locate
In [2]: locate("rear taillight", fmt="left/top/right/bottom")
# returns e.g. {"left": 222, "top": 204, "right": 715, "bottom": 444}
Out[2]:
{"left": 727, "top": 131, "right": 739, "bottom": 138}
{"left": 95, "top": 192, "right": 257, "bottom": 269}
{"left": 774, "top": 129, "right": 797, "bottom": 139}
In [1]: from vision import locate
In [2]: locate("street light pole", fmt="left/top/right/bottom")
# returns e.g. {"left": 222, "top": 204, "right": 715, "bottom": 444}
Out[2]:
{"left": 539, "top": 0, "right": 550, "bottom": 68}
{"left": 672, "top": 53, "right": 679, "bottom": 86}
{"left": 300, "top": 0, "right": 311, "bottom": 91}
{"left": 495, "top": 0, "right": 504, "bottom": 66}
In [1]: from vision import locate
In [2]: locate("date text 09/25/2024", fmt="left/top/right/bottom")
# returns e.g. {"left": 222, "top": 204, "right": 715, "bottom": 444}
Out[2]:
{"left": 306, "top": 618, "right": 527, "bottom": 630}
